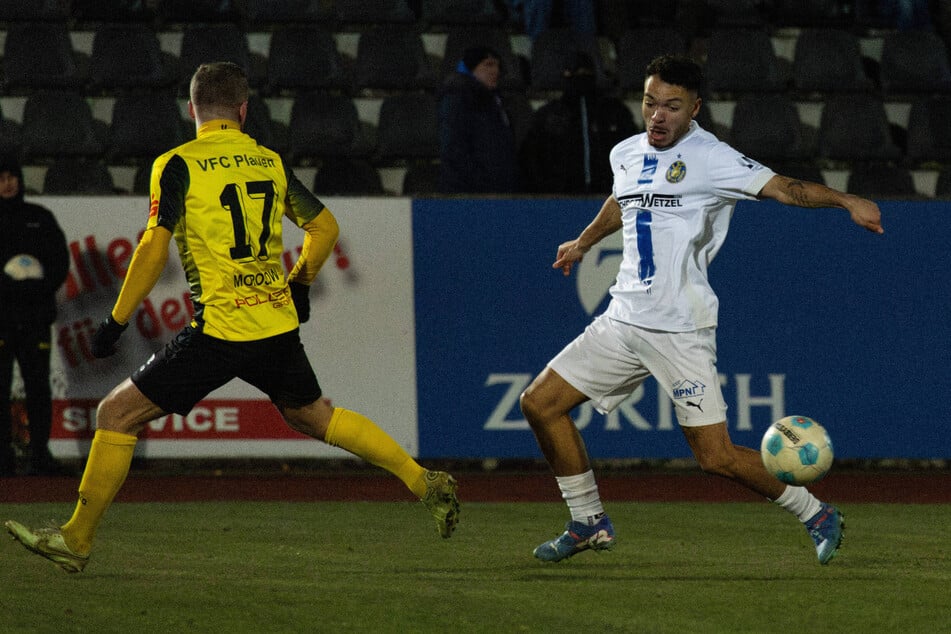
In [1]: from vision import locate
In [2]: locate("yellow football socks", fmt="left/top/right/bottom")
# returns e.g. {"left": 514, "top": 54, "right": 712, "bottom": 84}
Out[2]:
{"left": 61, "top": 429, "right": 137, "bottom": 555}
{"left": 324, "top": 407, "right": 428, "bottom": 498}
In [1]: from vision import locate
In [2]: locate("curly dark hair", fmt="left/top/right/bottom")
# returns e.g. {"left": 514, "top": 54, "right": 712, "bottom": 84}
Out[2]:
{"left": 645, "top": 55, "right": 704, "bottom": 94}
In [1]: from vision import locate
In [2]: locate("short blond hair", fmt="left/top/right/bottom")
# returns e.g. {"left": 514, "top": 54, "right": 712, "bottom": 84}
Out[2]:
{"left": 189, "top": 62, "right": 249, "bottom": 120}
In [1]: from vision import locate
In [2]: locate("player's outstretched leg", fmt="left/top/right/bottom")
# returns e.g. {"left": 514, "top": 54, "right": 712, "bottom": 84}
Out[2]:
{"left": 533, "top": 515, "right": 615, "bottom": 562}
{"left": 5, "top": 520, "right": 89, "bottom": 573}
{"left": 420, "top": 470, "right": 460, "bottom": 538}
{"left": 292, "top": 405, "right": 462, "bottom": 538}
{"left": 804, "top": 503, "right": 845, "bottom": 564}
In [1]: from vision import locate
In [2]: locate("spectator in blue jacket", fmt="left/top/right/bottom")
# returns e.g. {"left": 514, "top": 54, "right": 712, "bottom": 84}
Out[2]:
{"left": 437, "top": 47, "right": 519, "bottom": 194}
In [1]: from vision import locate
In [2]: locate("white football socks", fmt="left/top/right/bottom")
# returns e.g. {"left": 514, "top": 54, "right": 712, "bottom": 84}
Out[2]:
{"left": 556, "top": 470, "right": 605, "bottom": 525}
{"left": 558, "top": 473, "right": 822, "bottom": 525}
{"left": 774, "top": 485, "right": 823, "bottom": 523}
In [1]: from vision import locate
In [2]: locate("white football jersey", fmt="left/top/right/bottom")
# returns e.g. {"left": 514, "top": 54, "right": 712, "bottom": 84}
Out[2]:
{"left": 606, "top": 121, "right": 775, "bottom": 331}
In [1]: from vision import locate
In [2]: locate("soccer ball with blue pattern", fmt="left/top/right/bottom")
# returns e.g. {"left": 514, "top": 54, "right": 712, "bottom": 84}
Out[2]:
{"left": 760, "top": 416, "right": 834, "bottom": 485}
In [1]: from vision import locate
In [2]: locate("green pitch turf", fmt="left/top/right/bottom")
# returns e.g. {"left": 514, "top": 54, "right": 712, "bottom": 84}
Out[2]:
{"left": 1, "top": 502, "right": 947, "bottom": 633}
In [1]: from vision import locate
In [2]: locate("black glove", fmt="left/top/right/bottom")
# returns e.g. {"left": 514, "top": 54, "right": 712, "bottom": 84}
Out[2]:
{"left": 289, "top": 281, "right": 310, "bottom": 324}
{"left": 91, "top": 316, "right": 128, "bottom": 358}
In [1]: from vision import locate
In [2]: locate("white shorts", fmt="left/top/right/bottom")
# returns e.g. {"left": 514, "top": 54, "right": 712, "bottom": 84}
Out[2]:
{"left": 548, "top": 314, "right": 727, "bottom": 427}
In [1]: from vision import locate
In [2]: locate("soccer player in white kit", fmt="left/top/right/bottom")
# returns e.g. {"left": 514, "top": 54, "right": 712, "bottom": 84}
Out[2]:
{"left": 521, "top": 55, "right": 884, "bottom": 564}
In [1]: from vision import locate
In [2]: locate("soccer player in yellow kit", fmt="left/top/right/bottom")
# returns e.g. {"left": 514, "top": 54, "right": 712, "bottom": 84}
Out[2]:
{"left": 5, "top": 62, "right": 459, "bottom": 573}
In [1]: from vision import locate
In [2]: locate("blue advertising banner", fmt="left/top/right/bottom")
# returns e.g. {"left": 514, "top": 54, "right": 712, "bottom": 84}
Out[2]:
{"left": 413, "top": 199, "right": 950, "bottom": 459}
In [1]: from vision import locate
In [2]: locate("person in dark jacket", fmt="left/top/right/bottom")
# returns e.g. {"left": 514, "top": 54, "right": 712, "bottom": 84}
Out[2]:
{"left": 437, "top": 46, "right": 519, "bottom": 194}
{"left": 520, "top": 51, "right": 638, "bottom": 195}
{"left": 0, "top": 153, "right": 70, "bottom": 476}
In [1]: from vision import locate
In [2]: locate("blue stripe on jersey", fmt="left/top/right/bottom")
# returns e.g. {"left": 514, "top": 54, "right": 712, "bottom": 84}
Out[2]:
{"left": 635, "top": 209, "right": 655, "bottom": 285}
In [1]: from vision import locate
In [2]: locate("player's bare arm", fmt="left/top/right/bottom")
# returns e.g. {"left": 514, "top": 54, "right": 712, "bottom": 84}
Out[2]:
{"left": 759, "top": 174, "right": 884, "bottom": 235}
{"left": 553, "top": 195, "right": 623, "bottom": 276}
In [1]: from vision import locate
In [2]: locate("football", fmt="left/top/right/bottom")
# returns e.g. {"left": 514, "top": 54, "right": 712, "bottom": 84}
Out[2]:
{"left": 760, "top": 415, "right": 834, "bottom": 485}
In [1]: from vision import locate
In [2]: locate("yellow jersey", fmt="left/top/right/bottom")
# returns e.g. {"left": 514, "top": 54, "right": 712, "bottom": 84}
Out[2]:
{"left": 148, "top": 120, "right": 324, "bottom": 341}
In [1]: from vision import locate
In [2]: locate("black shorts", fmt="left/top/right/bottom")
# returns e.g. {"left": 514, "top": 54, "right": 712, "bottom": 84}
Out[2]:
{"left": 131, "top": 325, "right": 322, "bottom": 415}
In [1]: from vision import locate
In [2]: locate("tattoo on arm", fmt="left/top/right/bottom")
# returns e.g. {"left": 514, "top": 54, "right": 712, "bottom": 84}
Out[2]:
{"left": 785, "top": 179, "right": 809, "bottom": 206}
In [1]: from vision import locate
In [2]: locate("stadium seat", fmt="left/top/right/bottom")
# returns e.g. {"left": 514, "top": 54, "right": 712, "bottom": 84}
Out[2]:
{"left": 769, "top": 163, "right": 825, "bottom": 185}
{"left": 704, "top": 28, "right": 787, "bottom": 95}
{"left": 178, "top": 24, "right": 265, "bottom": 93}
{"left": 529, "top": 28, "right": 606, "bottom": 92}
{"left": 312, "top": 159, "right": 385, "bottom": 195}
{"left": 419, "top": 0, "right": 506, "bottom": 27}
{"left": 287, "top": 92, "right": 372, "bottom": 163}
{"left": 353, "top": 26, "right": 438, "bottom": 92}
{"left": 792, "top": 28, "right": 873, "bottom": 94}
{"left": 817, "top": 94, "right": 902, "bottom": 162}
{"left": 108, "top": 91, "right": 189, "bottom": 162}
{"left": 132, "top": 162, "right": 151, "bottom": 195}
{"left": 43, "top": 159, "right": 116, "bottom": 195}
{"left": 936, "top": 169, "right": 951, "bottom": 198}
{"left": 440, "top": 26, "right": 526, "bottom": 90}
{"left": 605, "top": 0, "right": 677, "bottom": 29}
{"left": 88, "top": 24, "right": 178, "bottom": 92}
{"left": 334, "top": 0, "right": 416, "bottom": 25}
{"left": 243, "top": 96, "right": 289, "bottom": 155}
{"left": 243, "top": 0, "right": 332, "bottom": 26}
{"left": 705, "top": 0, "right": 769, "bottom": 28}
{"left": 266, "top": 25, "right": 349, "bottom": 93}
{"left": 879, "top": 30, "right": 951, "bottom": 95}
{"left": 375, "top": 93, "right": 440, "bottom": 161}
{"left": 402, "top": 160, "right": 441, "bottom": 195}
{"left": 71, "top": 0, "right": 156, "bottom": 23}
{"left": 730, "top": 94, "right": 811, "bottom": 161}
{"left": 0, "top": 102, "right": 22, "bottom": 156}
{"left": 846, "top": 164, "right": 918, "bottom": 199}
{"left": 770, "top": 0, "right": 854, "bottom": 27}
{"left": 0, "top": 0, "right": 70, "bottom": 21}
{"left": 906, "top": 95, "right": 951, "bottom": 163}
{"left": 156, "top": 0, "right": 242, "bottom": 23}
{"left": 2, "top": 21, "right": 86, "bottom": 92}
{"left": 615, "top": 27, "right": 687, "bottom": 94}
{"left": 20, "top": 91, "right": 108, "bottom": 160}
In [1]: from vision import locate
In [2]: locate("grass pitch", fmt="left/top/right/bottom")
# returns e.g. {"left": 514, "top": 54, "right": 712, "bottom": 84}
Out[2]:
{"left": 1, "top": 501, "right": 947, "bottom": 633}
